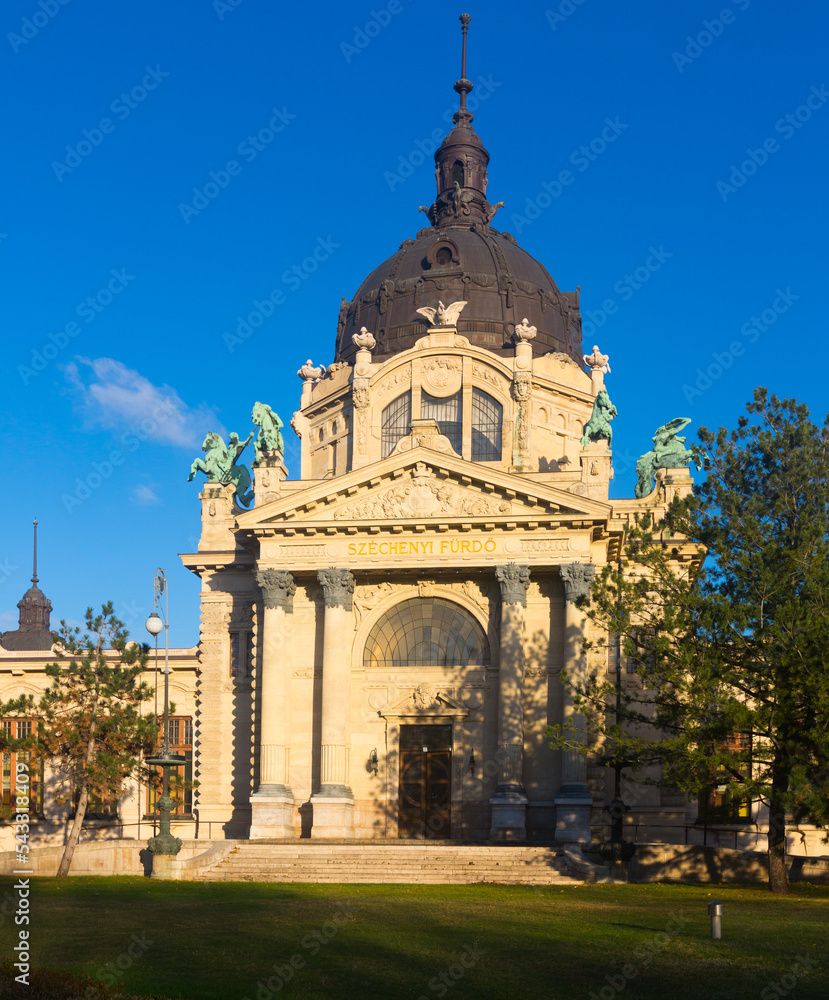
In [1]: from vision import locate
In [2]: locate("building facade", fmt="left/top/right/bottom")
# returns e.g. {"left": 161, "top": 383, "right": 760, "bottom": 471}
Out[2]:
{"left": 2, "top": 27, "right": 819, "bottom": 858}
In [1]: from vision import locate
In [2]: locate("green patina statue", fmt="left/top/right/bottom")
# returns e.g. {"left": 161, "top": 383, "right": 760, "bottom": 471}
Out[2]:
{"left": 635, "top": 417, "right": 697, "bottom": 498}
{"left": 187, "top": 430, "right": 255, "bottom": 507}
{"left": 251, "top": 400, "right": 285, "bottom": 461}
{"left": 580, "top": 388, "right": 618, "bottom": 448}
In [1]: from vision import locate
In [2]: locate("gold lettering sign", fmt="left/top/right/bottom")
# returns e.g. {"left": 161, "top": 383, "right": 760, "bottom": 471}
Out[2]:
{"left": 346, "top": 537, "right": 498, "bottom": 557}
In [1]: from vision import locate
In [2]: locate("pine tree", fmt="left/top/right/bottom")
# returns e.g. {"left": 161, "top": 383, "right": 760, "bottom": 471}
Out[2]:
{"left": 37, "top": 604, "right": 158, "bottom": 877}
{"left": 548, "top": 389, "right": 829, "bottom": 893}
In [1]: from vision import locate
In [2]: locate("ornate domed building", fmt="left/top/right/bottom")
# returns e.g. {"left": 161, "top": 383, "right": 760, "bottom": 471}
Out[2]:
{"left": 178, "top": 16, "right": 698, "bottom": 849}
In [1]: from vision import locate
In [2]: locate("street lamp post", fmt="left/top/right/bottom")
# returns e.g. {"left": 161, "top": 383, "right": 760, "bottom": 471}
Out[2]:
{"left": 145, "top": 568, "right": 185, "bottom": 857}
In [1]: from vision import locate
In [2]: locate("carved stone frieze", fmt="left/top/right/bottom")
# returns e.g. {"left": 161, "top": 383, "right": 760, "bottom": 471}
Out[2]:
{"left": 256, "top": 570, "right": 296, "bottom": 611}
{"left": 317, "top": 568, "right": 355, "bottom": 610}
{"left": 352, "top": 582, "right": 395, "bottom": 625}
{"left": 422, "top": 357, "right": 462, "bottom": 397}
{"left": 331, "top": 464, "right": 511, "bottom": 520}
{"left": 376, "top": 367, "right": 411, "bottom": 397}
{"left": 560, "top": 562, "right": 596, "bottom": 603}
{"left": 495, "top": 564, "right": 531, "bottom": 607}
{"left": 471, "top": 363, "right": 501, "bottom": 388}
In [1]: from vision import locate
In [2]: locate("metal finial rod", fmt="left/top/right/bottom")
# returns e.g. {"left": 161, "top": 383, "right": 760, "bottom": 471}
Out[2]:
{"left": 32, "top": 519, "right": 38, "bottom": 585}
{"left": 459, "top": 13, "right": 471, "bottom": 111}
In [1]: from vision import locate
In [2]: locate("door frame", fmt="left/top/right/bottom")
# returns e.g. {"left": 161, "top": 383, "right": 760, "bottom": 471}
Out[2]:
{"left": 380, "top": 689, "right": 468, "bottom": 840}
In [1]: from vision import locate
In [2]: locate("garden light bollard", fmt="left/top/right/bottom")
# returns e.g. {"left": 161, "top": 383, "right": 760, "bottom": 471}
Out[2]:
{"left": 708, "top": 901, "right": 723, "bottom": 940}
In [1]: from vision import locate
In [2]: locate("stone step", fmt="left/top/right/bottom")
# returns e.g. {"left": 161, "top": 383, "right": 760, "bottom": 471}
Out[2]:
{"left": 197, "top": 842, "right": 579, "bottom": 884}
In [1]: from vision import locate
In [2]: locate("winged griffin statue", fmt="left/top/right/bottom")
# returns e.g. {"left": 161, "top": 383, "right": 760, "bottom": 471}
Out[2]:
{"left": 416, "top": 300, "right": 468, "bottom": 328}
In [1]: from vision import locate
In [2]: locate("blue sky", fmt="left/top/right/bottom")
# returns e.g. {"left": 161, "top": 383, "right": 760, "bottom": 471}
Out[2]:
{"left": 1, "top": 0, "right": 826, "bottom": 646}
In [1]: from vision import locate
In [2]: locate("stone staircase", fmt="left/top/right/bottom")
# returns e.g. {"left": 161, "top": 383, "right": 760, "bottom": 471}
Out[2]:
{"left": 198, "top": 841, "right": 578, "bottom": 884}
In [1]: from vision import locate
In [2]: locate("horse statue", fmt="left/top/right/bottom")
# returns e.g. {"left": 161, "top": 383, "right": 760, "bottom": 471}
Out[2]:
{"left": 634, "top": 417, "right": 698, "bottom": 498}
{"left": 251, "top": 401, "right": 285, "bottom": 462}
{"left": 580, "top": 388, "right": 618, "bottom": 448}
{"left": 187, "top": 430, "right": 255, "bottom": 507}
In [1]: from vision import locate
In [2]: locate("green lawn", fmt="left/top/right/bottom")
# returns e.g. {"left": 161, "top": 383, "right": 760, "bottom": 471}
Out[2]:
{"left": 0, "top": 878, "right": 827, "bottom": 1000}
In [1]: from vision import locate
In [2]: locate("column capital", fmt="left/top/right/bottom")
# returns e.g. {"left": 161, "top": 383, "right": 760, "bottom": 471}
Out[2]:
{"left": 495, "top": 564, "right": 530, "bottom": 607}
{"left": 256, "top": 569, "right": 296, "bottom": 610}
{"left": 560, "top": 562, "right": 595, "bottom": 603}
{"left": 317, "top": 568, "right": 355, "bottom": 610}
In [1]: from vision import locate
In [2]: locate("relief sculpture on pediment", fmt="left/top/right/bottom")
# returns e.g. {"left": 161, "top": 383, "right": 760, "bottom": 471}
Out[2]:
{"left": 332, "top": 466, "right": 512, "bottom": 520}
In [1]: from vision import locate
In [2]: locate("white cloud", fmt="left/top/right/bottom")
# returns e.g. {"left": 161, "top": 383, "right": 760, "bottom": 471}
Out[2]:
{"left": 131, "top": 484, "right": 160, "bottom": 506}
{"left": 64, "top": 357, "right": 225, "bottom": 449}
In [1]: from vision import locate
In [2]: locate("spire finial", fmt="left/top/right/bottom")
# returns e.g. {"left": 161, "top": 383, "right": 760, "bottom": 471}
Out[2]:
{"left": 32, "top": 519, "right": 38, "bottom": 585}
{"left": 453, "top": 14, "right": 474, "bottom": 126}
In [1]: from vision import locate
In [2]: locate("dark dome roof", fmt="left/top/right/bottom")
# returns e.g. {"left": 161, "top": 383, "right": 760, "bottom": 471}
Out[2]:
{"left": 335, "top": 41, "right": 583, "bottom": 366}
{"left": 334, "top": 222, "right": 583, "bottom": 363}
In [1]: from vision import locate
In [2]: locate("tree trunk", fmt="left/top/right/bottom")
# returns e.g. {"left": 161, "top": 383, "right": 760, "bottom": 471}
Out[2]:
{"left": 57, "top": 734, "right": 96, "bottom": 878}
{"left": 57, "top": 782, "right": 88, "bottom": 878}
{"left": 767, "top": 766, "right": 789, "bottom": 894}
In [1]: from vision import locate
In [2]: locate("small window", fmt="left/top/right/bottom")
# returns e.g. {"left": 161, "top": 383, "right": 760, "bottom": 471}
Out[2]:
{"left": 1, "top": 720, "right": 43, "bottom": 816}
{"left": 436, "top": 247, "right": 453, "bottom": 266}
{"left": 698, "top": 734, "right": 752, "bottom": 824}
{"left": 381, "top": 391, "right": 412, "bottom": 458}
{"left": 230, "top": 630, "right": 253, "bottom": 679}
{"left": 452, "top": 160, "right": 464, "bottom": 186}
{"left": 147, "top": 716, "right": 194, "bottom": 818}
{"left": 471, "top": 388, "right": 502, "bottom": 461}
{"left": 421, "top": 391, "right": 462, "bottom": 455}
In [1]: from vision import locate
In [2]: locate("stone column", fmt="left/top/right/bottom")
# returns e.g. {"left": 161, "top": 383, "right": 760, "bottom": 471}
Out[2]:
{"left": 555, "top": 562, "right": 595, "bottom": 843}
{"left": 250, "top": 569, "right": 296, "bottom": 838}
{"left": 310, "top": 568, "right": 355, "bottom": 838}
{"left": 490, "top": 564, "right": 530, "bottom": 841}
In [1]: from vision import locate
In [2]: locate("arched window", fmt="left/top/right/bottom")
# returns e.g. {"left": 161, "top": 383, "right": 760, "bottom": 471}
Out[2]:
{"left": 421, "top": 390, "right": 462, "bottom": 454}
{"left": 471, "top": 388, "right": 502, "bottom": 461}
{"left": 364, "top": 598, "right": 490, "bottom": 667}
{"left": 381, "top": 391, "right": 412, "bottom": 458}
{"left": 452, "top": 160, "right": 465, "bottom": 186}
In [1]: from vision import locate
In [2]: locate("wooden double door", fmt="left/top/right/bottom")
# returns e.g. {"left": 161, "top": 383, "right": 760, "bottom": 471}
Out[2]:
{"left": 398, "top": 725, "right": 452, "bottom": 839}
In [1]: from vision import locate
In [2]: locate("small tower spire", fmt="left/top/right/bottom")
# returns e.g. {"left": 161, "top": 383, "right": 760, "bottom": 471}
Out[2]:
{"left": 32, "top": 519, "right": 38, "bottom": 585}
{"left": 454, "top": 13, "right": 474, "bottom": 126}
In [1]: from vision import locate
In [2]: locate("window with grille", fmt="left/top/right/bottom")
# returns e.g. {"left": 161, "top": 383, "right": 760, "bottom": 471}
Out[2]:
{"left": 364, "top": 598, "right": 490, "bottom": 667}
{"left": 698, "top": 733, "right": 752, "bottom": 824}
{"left": 471, "top": 388, "right": 502, "bottom": 461}
{"left": 381, "top": 391, "right": 412, "bottom": 458}
{"left": 147, "top": 715, "right": 194, "bottom": 818}
{"left": 1, "top": 719, "right": 43, "bottom": 816}
{"left": 230, "top": 630, "right": 253, "bottom": 679}
{"left": 421, "top": 390, "right": 462, "bottom": 455}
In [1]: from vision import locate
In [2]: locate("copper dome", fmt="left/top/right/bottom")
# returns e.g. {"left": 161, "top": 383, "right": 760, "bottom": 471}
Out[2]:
{"left": 334, "top": 222, "right": 583, "bottom": 364}
{"left": 334, "top": 18, "right": 583, "bottom": 365}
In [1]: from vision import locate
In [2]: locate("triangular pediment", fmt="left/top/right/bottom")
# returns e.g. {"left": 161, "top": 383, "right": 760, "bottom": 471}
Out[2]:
{"left": 237, "top": 446, "right": 611, "bottom": 531}
{"left": 380, "top": 685, "right": 468, "bottom": 719}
